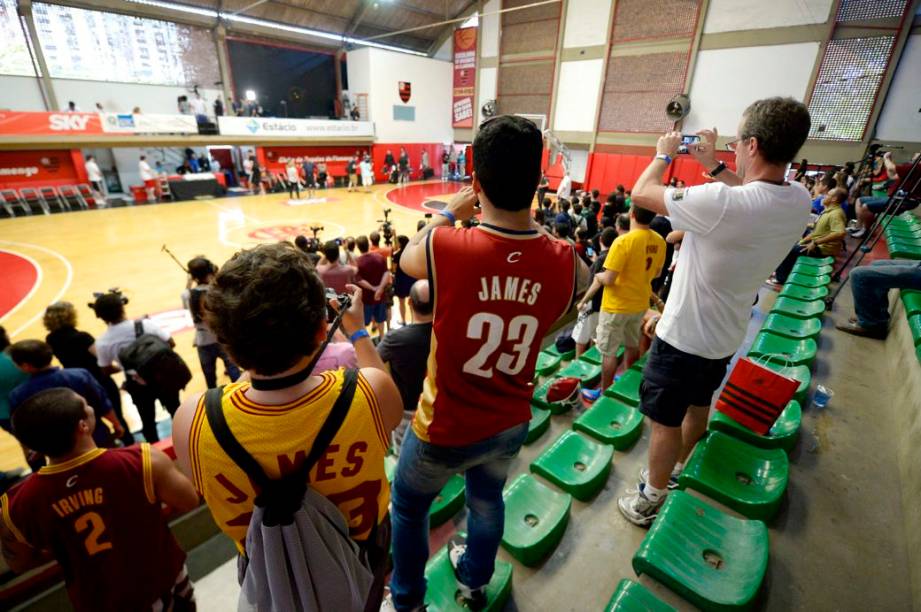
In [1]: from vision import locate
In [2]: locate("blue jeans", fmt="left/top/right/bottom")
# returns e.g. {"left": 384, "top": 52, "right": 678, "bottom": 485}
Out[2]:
{"left": 197, "top": 343, "right": 241, "bottom": 389}
{"left": 389, "top": 423, "right": 528, "bottom": 611}
{"left": 851, "top": 259, "right": 921, "bottom": 331}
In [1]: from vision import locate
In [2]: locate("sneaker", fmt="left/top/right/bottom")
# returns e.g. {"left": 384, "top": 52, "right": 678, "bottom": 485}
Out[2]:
{"left": 618, "top": 484, "right": 665, "bottom": 527}
{"left": 849, "top": 228, "right": 866, "bottom": 239}
{"left": 379, "top": 590, "right": 425, "bottom": 612}
{"left": 638, "top": 467, "right": 680, "bottom": 491}
{"left": 581, "top": 388, "right": 602, "bottom": 402}
{"left": 447, "top": 536, "right": 487, "bottom": 611}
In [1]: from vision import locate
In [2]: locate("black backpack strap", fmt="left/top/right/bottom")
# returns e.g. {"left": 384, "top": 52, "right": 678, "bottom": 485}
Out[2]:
{"left": 203, "top": 386, "right": 272, "bottom": 491}
{"left": 134, "top": 319, "right": 144, "bottom": 339}
{"left": 294, "top": 368, "right": 359, "bottom": 482}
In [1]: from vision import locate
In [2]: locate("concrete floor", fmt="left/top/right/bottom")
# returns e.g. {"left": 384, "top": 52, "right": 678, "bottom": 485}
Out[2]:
{"left": 192, "top": 283, "right": 914, "bottom": 612}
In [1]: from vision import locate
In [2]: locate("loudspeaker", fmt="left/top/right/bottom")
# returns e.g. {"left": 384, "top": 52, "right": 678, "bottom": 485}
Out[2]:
{"left": 666, "top": 94, "right": 691, "bottom": 123}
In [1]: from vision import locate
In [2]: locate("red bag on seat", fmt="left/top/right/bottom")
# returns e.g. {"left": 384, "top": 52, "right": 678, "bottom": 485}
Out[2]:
{"left": 714, "top": 357, "right": 799, "bottom": 435}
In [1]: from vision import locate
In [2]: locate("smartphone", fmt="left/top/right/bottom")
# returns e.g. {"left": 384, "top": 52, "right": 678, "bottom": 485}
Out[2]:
{"left": 677, "top": 134, "right": 700, "bottom": 154}
{"left": 424, "top": 213, "right": 433, "bottom": 219}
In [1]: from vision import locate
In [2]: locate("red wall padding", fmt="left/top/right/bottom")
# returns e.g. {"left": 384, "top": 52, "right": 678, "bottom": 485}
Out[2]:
{"left": 585, "top": 150, "right": 736, "bottom": 195}
{"left": 371, "top": 143, "right": 448, "bottom": 181}
{"left": 0, "top": 150, "right": 87, "bottom": 191}
{"left": 261, "top": 145, "right": 371, "bottom": 175}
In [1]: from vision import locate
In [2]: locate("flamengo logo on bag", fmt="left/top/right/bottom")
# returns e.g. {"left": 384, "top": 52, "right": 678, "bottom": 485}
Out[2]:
{"left": 49, "top": 114, "right": 92, "bottom": 131}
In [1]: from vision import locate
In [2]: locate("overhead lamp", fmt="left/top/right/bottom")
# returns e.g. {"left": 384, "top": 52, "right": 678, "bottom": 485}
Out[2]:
{"left": 245, "top": 89, "right": 257, "bottom": 101}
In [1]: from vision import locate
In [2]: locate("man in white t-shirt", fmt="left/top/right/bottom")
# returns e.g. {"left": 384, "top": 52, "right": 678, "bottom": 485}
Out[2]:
{"left": 360, "top": 155, "right": 374, "bottom": 192}
{"left": 85, "top": 155, "right": 105, "bottom": 199}
{"left": 557, "top": 172, "right": 572, "bottom": 201}
{"left": 139, "top": 155, "right": 156, "bottom": 203}
{"left": 91, "top": 292, "right": 178, "bottom": 443}
{"left": 618, "top": 97, "right": 812, "bottom": 526}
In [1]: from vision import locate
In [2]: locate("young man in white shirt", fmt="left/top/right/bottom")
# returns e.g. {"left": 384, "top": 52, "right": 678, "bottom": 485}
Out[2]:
{"left": 138, "top": 155, "right": 156, "bottom": 203}
{"left": 618, "top": 97, "right": 812, "bottom": 526}
{"left": 85, "top": 155, "right": 105, "bottom": 199}
{"left": 557, "top": 172, "right": 572, "bottom": 201}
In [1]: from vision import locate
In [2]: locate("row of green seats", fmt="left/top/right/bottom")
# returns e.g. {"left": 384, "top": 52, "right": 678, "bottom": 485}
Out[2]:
{"left": 883, "top": 214, "right": 921, "bottom": 260}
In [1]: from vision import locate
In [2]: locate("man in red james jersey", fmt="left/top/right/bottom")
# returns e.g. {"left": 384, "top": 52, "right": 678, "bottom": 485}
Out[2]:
{"left": 386, "top": 115, "right": 589, "bottom": 611}
{"left": 0, "top": 388, "right": 200, "bottom": 611}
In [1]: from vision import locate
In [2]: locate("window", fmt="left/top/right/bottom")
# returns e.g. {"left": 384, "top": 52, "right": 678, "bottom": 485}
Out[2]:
{"left": 836, "top": 0, "right": 909, "bottom": 22}
{"left": 0, "top": 0, "right": 37, "bottom": 76}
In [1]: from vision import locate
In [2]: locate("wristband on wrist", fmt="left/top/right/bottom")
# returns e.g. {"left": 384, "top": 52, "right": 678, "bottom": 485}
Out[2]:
{"left": 438, "top": 210, "right": 457, "bottom": 225}
{"left": 349, "top": 329, "right": 370, "bottom": 344}
{"left": 655, "top": 153, "right": 672, "bottom": 165}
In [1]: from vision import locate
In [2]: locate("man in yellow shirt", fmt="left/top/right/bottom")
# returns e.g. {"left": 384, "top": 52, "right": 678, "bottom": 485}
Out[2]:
{"left": 772, "top": 187, "right": 847, "bottom": 284}
{"left": 593, "top": 205, "right": 666, "bottom": 389}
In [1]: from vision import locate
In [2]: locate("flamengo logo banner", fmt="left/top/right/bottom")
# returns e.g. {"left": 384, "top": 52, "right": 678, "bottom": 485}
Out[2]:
{"left": 0, "top": 111, "right": 103, "bottom": 136}
{"left": 217, "top": 116, "right": 375, "bottom": 138}
{"left": 452, "top": 27, "right": 477, "bottom": 128}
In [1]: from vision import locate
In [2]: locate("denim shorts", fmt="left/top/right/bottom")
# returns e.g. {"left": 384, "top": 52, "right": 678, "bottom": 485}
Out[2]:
{"left": 364, "top": 302, "right": 387, "bottom": 325}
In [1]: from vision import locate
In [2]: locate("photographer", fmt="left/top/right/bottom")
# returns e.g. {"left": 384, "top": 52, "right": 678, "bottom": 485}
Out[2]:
{"left": 850, "top": 151, "right": 921, "bottom": 239}
{"left": 618, "top": 97, "right": 812, "bottom": 526}
{"left": 317, "top": 240, "right": 358, "bottom": 294}
{"left": 183, "top": 257, "right": 241, "bottom": 389}
{"left": 356, "top": 236, "right": 392, "bottom": 339}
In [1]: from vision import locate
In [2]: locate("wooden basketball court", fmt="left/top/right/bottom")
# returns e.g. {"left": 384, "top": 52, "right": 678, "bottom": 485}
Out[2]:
{"left": 0, "top": 181, "right": 463, "bottom": 471}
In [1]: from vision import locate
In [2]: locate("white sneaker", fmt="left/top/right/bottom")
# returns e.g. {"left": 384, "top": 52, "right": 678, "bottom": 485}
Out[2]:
{"left": 447, "top": 537, "right": 487, "bottom": 611}
{"left": 379, "top": 591, "right": 425, "bottom": 612}
{"left": 618, "top": 484, "right": 665, "bottom": 527}
{"left": 638, "top": 467, "right": 680, "bottom": 491}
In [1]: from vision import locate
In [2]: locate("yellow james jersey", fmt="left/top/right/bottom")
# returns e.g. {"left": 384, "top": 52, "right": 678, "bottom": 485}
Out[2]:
{"left": 188, "top": 370, "right": 390, "bottom": 551}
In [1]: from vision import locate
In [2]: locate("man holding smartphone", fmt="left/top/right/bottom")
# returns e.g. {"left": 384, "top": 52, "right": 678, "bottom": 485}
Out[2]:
{"left": 619, "top": 97, "right": 812, "bottom": 526}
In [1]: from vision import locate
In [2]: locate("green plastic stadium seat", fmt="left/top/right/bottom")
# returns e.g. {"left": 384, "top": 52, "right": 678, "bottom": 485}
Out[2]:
{"left": 525, "top": 405, "right": 551, "bottom": 445}
{"left": 532, "top": 378, "right": 574, "bottom": 414}
{"left": 579, "top": 345, "right": 603, "bottom": 365}
{"left": 790, "top": 262, "right": 832, "bottom": 276}
{"left": 761, "top": 361, "right": 811, "bottom": 405}
{"left": 903, "top": 290, "right": 921, "bottom": 317}
{"left": 761, "top": 313, "right": 822, "bottom": 340}
{"left": 909, "top": 314, "right": 921, "bottom": 346}
{"left": 604, "top": 579, "right": 676, "bottom": 612}
{"left": 679, "top": 431, "right": 789, "bottom": 521}
{"left": 632, "top": 491, "right": 769, "bottom": 612}
{"left": 501, "top": 474, "right": 572, "bottom": 566}
{"left": 791, "top": 255, "right": 834, "bottom": 266}
{"left": 770, "top": 296, "right": 825, "bottom": 320}
{"left": 709, "top": 400, "right": 801, "bottom": 454}
{"left": 573, "top": 396, "right": 644, "bottom": 450}
{"left": 785, "top": 272, "right": 831, "bottom": 288}
{"left": 778, "top": 283, "right": 829, "bottom": 301}
{"left": 535, "top": 351, "right": 562, "bottom": 377}
{"left": 430, "top": 475, "right": 466, "bottom": 526}
{"left": 425, "top": 537, "right": 513, "bottom": 612}
{"left": 603, "top": 368, "right": 644, "bottom": 406}
{"left": 889, "top": 245, "right": 921, "bottom": 260}
{"left": 530, "top": 431, "right": 613, "bottom": 501}
{"left": 557, "top": 360, "right": 603, "bottom": 387}
{"left": 385, "top": 454, "right": 397, "bottom": 483}
{"left": 544, "top": 344, "right": 575, "bottom": 361}
{"left": 629, "top": 352, "right": 649, "bottom": 371}
{"left": 747, "top": 331, "right": 817, "bottom": 367}
{"left": 886, "top": 226, "right": 921, "bottom": 239}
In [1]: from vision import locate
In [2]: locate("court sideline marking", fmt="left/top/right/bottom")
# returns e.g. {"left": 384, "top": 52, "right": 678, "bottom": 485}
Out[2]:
{"left": 0, "top": 240, "right": 74, "bottom": 338}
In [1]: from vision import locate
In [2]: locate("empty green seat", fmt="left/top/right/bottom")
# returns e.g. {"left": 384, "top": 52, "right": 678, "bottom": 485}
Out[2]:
{"left": 791, "top": 255, "right": 834, "bottom": 266}
{"left": 633, "top": 491, "right": 769, "bottom": 612}
{"left": 903, "top": 290, "right": 921, "bottom": 317}
{"left": 430, "top": 475, "right": 466, "bottom": 526}
{"left": 889, "top": 245, "right": 921, "bottom": 259}
{"left": 525, "top": 405, "right": 552, "bottom": 445}
{"left": 425, "top": 537, "right": 512, "bottom": 611}
{"left": 535, "top": 351, "right": 562, "bottom": 377}
{"left": 573, "top": 396, "right": 644, "bottom": 450}
{"left": 604, "top": 579, "right": 675, "bottom": 612}
{"left": 531, "top": 431, "right": 613, "bottom": 501}
{"left": 785, "top": 272, "right": 831, "bottom": 288}
{"left": 791, "top": 262, "right": 832, "bottom": 276}
{"left": 603, "top": 368, "right": 644, "bottom": 406}
{"left": 709, "top": 400, "right": 801, "bottom": 454}
{"left": 501, "top": 474, "right": 572, "bottom": 566}
{"left": 778, "top": 283, "right": 828, "bottom": 301}
{"left": 761, "top": 312, "right": 822, "bottom": 340}
{"left": 761, "top": 361, "right": 811, "bottom": 404}
{"left": 385, "top": 454, "right": 398, "bottom": 483}
{"left": 679, "top": 431, "right": 789, "bottom": 521}
{"left": 558, "top": 360, "right": 603, "bottom": 387}
{"left": 770, "top": 296, "right": 825, "bottom": 319}
{"left": 747, "top": 331, "right": 817, "bottom": 367}
{"left": 580, "top": 344, "right": 624, "bottom": 366}
{"left": 629, "top": 352, "right": 649, "bottom": 371}
{"left": 544, "top": 343, "right": 575, "bottom": 361}
{"left": 910, "top": 314, "right": 921, "bottom": 346}
{"left": 533, "top": 378, "right": 575, "bottom": 414}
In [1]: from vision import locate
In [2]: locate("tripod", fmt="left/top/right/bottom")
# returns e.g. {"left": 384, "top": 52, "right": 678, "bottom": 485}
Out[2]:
{"left": 824, "top": 152, "right": 921, "bottom": 309}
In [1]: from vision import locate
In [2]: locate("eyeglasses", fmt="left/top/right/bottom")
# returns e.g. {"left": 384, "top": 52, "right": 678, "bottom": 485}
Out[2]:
{"left": 725, "top": 136, "right": 752, "bottom": 152}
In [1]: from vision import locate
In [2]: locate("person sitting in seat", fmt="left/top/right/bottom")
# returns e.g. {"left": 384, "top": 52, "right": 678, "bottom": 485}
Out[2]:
{"left": 836, "top": 259, "right": 921, "bottom": 339}
{"left": 771, "top": 187, "right": 848, "bottom": 285}
{"left": 850, "top": 152, "right": 921, "bottom": 239}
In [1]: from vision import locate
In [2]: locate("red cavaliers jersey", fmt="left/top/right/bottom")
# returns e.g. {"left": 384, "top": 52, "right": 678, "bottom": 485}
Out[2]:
{"left": 412, "top": 224, "right": 577, "bottom": 446}
{"left": 0, "top": 445, "right": 186, "bottom": 612}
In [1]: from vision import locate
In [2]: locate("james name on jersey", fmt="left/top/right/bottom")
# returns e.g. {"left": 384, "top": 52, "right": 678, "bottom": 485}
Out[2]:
{"left": 477, "top": 275, "right": 542, "bottom": 306}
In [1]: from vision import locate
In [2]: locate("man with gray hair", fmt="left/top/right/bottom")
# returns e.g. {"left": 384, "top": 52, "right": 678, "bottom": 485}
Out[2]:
{"left": 619, "top": 97, "right": 813, "bottom": 526}
{"left": 377, "top": 280, "right": 433, "bottom": 453}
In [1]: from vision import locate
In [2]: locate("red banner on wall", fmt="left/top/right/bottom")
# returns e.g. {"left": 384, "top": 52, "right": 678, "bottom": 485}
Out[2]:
{"left": 0, "top": 111, "right": 103, "bottom": 136}
{"left": 0, "top": 150, "right": 80, "bottom": 189}
{"left": 261, "top": 146, "right": 370, "bottom": 176}
{"left": 452, "top": 27, "right": 477, "bottom": 129}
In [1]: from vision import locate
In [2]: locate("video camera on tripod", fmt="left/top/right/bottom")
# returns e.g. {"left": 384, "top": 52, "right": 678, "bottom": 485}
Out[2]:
{"left": 377, "top": 208, "right": 394, "bottom": 247}
{"left": 309, "top": 225, "right": 324, "bottom": 239}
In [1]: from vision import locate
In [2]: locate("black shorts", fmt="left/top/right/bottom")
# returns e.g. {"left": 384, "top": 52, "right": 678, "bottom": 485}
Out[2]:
{"left": 639, "top": 337, "right": 732, "bottom": 428}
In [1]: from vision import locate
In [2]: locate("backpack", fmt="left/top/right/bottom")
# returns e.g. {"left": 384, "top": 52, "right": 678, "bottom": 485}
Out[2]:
{"left": 203, "top": 369, "right": 375, "bottom": 612}
{"left": 118, "top": 320, "right": 192, "bottom": 392}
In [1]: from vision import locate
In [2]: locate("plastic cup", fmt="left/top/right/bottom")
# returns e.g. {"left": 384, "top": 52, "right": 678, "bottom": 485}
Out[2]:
{"left": 813, "top": 385, "right": 834, "bottom": 410}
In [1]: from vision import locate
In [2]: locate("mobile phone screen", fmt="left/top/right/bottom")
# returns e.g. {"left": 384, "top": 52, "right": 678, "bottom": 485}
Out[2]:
{"left": 678, "top": 134, "right": 700, "bottom": 154}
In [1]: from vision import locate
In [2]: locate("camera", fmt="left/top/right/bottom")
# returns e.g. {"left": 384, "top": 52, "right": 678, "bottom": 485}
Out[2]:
{"left": 677, "top": 134, "right": 700, "bottom": 154}
{"left": 309, "top": 225, "right": 324, "bottom": 239}
{"left": 377, "top": 208, "right": 394, "bottom": 247}
{"left": 325, "top": 288, "right": 352, "bottom": 323}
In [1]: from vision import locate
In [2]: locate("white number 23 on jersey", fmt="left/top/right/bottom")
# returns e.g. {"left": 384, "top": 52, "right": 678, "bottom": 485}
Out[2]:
{"left": 462, "top": 313, "right": 539, "bottom": 378}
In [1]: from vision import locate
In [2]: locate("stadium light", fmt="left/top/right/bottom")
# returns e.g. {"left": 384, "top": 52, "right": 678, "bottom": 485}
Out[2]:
{"left": 244, "top": 90, "right": 257, "bottom": 101}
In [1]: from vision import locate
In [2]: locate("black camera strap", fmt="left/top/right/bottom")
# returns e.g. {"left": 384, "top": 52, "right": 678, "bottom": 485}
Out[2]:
{"left": 249, "top": 304, "right": 349, "bottom": 391}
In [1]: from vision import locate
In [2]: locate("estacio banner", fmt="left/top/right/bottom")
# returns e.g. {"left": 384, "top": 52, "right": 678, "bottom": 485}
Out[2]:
{"left": 0, "top": 111, "right": 103, "bottom": 136}
{"left": 452, "top": 27, "right": 477, "bottom": 129}
{"left": 217, "top": 116, "right": 375, "bottom": 138}
{"left": 100, "top": 113, "right": 198, "bottom": 134}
